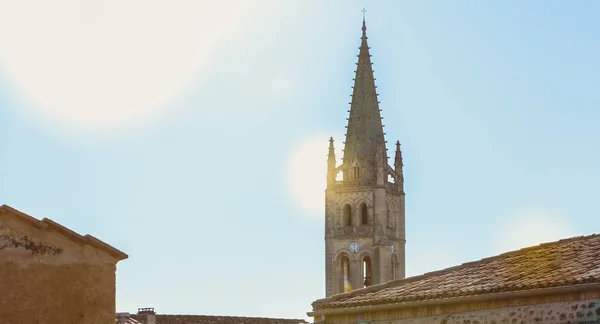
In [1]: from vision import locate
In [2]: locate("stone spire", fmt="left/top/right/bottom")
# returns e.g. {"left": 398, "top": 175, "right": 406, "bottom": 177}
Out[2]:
{"left": 394, "top": 140, "right": 403, "bottom": 174}
{"left": 343, "top": 18, "right": 386, "bottom": 172}
{"left": 394, "top": 140, "right": 404, "bottom": 191}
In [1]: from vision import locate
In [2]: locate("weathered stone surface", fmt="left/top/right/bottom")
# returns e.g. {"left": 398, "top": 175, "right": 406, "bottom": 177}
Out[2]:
{"left": 317, "top": 294, "right": 600, "bottom": 324}
{"left": 325, "top": 19, "right": 406, "bottom": 297}
{"left": 0, "top": 262, "right": 116, "bottom": 324}
{"left": 371, "top": 298, "right": 600, "bottom": 324}
{"left": 0, "top": 205, "right": 126, "bottom": 324}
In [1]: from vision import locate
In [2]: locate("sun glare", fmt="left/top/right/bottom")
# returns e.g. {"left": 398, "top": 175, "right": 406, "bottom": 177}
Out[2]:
{"left": 287, "top": 136, "right": 343, "bottom": 217}
{"left": 0, "top": 0, "right": 264, "bottom": 128}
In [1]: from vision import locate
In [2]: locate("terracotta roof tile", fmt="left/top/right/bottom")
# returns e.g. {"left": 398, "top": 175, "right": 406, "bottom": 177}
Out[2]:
{"left": 313, "top": 233, "right": 600, "bottom": 310}
{"left": 116, "top": 313, "right": 142, "bottom": 324}
{"left": 126, "top": 314, "right": 307, "bottom": 324}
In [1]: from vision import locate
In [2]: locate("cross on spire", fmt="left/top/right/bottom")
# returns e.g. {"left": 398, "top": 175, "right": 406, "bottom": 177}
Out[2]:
{"left": 361, "top": 8, "right": 367, "bottom": 21}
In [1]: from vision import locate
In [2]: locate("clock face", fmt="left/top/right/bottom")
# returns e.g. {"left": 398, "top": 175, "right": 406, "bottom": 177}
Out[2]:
{"left": 349, "top": 242, "right": 360, "bottom": 253}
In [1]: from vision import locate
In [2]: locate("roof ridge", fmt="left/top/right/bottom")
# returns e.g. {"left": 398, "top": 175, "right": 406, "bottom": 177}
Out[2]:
{"left": 495, "top": 233, "right": 599, "bottom": 258}
{"left": 151, "top": 314, "right": 307, "bottom": 320}
{"left": 0, "top": 204, "right": 128, "bottom": 261}
{"left": 423, "top": 233, "right": 600, "bottom": 275}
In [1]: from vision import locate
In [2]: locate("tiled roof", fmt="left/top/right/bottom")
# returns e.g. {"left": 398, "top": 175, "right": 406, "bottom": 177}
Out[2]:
{"left": 117, "top": 314, "right": 307, "bottom": 324}
{"left": 116, "top": 313, "right": 142, "bottom": 324}
{"left": 313, "top": 234, "right": 600, "bottom": 311}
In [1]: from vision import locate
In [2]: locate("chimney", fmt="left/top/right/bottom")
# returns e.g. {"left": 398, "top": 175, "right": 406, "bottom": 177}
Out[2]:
{"left": 137, "top": 308, "right": 156, "bottom": 324}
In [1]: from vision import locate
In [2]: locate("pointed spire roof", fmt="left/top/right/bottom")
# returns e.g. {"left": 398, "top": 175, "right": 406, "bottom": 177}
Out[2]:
{"left": 343, "top": 18, "right": 386, "bottom": 168}
{"left": 394, "top": 140, "right": 403, "bottom": 170}
{"left": 327, "top": 137, "right": 336, "bottom": 162}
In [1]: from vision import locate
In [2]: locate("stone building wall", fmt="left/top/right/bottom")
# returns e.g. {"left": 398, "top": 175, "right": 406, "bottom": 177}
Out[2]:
{"left": 366, "top": 299, "right": 600, "bottom": 324}
{"left": 0, "top": 206, "right": 126, "bottom": 324}
{"left": 386, "top": 298, "right": 600, "bottom": 324}
{"left": 0, "top": 261, "right": 117, "bottom": 324}
{"left": 322, "top": 293, "right": 600, "bottom": 324}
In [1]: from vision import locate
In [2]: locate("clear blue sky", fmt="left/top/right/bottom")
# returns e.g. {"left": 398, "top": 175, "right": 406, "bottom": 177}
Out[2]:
{"left": 1, "top": 0, "right": 599, "bottom": 321}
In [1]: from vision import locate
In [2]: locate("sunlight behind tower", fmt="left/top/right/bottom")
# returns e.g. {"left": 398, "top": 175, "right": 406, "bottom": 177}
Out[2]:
{"left": 287, "top": 136, "right": 343, "bottom": 217}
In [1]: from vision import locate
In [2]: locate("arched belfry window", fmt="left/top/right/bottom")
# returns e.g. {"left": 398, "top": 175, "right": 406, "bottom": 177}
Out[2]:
{"left": 341, "top": 254, "right": 351, "bottom": 293}
{"left": 360, "top": 203, "right": 368, "bottom": 225}
{"left": 391, "top": 253, "right": 397, "bottom": 280}
{"left": 342, "top": 204, "right": 352, "bottom": 226}
{"left": 363, "top": 256, "right": 372, "bottom": 288}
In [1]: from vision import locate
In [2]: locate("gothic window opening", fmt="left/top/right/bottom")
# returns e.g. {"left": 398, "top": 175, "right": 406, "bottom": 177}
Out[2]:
{"left": 341, "top": 255, "right": 351, "bottom": 293}
{"left": 388, "top": 202, "right": 398, "bottom": 229}
{"left": 386, "top": 203, "right": 392, "bottom": 228}
{"left": 363, "top": 256, "right": 372, "bottom": 288}
{"left": 353, "top": 167, "right": 360, "bottom": 179}
{"left": 360, "top": 203, "right": 368, "bottom": 225}
{"left": 388, "top": 174, "right": 395, "bottom": 184}
{"left": 342, "top": 204, "right": 352, "bottom": 227}
{"left": 391, "top": 254, "right": 396, "bottom": 280}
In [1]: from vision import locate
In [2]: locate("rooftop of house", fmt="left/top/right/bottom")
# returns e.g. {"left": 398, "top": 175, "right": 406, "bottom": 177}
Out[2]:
{"left": 117, "top": 309, "right": 309, "bottom": 324}
{"left": 312, "top": 233, "right": 600, "bottom": 313}
{"left": 0, "top": 204, "right": 128, "bottom": 261}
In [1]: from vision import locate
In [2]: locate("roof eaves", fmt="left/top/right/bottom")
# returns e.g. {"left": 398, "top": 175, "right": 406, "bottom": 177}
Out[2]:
{"left": 85, "top": 234, "right": 129, "bottom": 261}
{"left": 311, "top": 282, "right": 600, "bottom": 317}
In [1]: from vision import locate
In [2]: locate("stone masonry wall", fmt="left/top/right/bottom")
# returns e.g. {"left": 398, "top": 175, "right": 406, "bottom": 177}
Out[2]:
{"left": 380, "top": 298, "right": 600, "bottom": 324}
{"left": 0, "top": 261, "right": 116, "bottom": 324}
{"left": 0, "top": 222, "right": 119, "bottom": 324}
{"left": 324, "top": 296, "right": 600, "bottom": 324}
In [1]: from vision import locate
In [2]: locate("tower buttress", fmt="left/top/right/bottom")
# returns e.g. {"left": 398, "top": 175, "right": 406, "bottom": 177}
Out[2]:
{"left": 327, "top": 137, "right": 336, "bottom": 188}
{"left": 394, "top": 141, "right": 403, "bottom": 173}
{"left": 395, "top": 140, "right": 404, "bottom": 191}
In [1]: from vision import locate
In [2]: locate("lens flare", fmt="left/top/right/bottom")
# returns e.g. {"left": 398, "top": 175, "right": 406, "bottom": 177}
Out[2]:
{"left": 0, "top": 0, "right": 265, "bottom": 129}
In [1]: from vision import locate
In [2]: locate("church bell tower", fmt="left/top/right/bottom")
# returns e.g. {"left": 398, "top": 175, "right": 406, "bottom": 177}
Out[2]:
{"left": 325, "top": 17, "right": 406, "bottom": 297}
